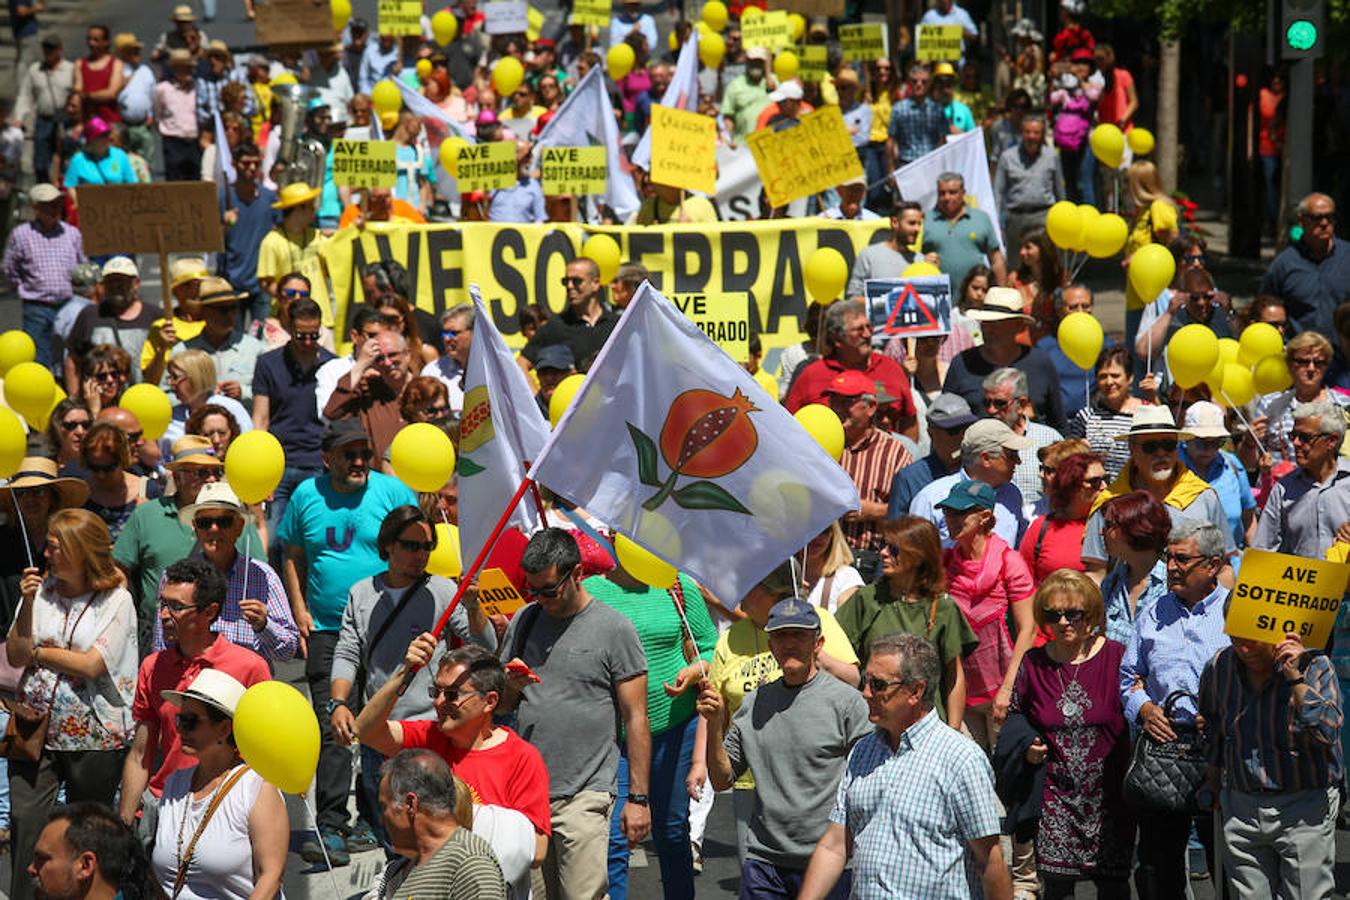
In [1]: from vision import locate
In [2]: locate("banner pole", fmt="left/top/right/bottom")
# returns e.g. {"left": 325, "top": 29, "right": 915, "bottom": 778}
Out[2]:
{"left": 156, "top": 228, "right": 173, "bottom": 321}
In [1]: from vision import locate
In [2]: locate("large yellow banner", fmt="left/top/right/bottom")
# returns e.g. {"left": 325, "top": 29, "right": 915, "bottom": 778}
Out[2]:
{"left": 318, "top": 219, "right": 888, "bottom": 353}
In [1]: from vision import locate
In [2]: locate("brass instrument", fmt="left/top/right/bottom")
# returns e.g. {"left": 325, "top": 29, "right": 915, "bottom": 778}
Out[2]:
{"left": 272, "top": 83, "right": 327, "bottom": 190}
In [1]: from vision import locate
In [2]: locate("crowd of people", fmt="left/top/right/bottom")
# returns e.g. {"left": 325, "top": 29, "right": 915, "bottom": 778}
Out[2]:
{"left": 1, "top": 0, "right": 1350, "bottom": 899}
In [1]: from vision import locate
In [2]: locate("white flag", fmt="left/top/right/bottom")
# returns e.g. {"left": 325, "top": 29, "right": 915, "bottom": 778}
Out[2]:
{"left": 629, "top": 24, "right": 701, "bottom": 173}
{"left": 458, "top": 286, "right": 550, "bottom": 565}
{"left": 529, "top": 282, "right": 860, "bottom": 606}
{"left": 892, "top": 128, "right": 1004, "bottom": 250}
{"left": 533, "top": 66, "right": 640, "bottom": 221}
{"left": 212, "top": 105, "right": 235, "bottom": 210}
{"left": 395, "top": 78, "right": 478, "bottom": 143}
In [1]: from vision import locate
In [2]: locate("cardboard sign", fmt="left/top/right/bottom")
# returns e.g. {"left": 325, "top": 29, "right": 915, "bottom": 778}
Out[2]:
{"left": 478, "top": 567, "right": 526, "bottom": 618}
{"left": 540, "top": 146, "right": 607, "bottom": 196}
{"left": 378, "top": 0, "right": 424, "bottom": 36}
{"left": 78, "top": 182, "right": 223, "bottom": 256}
{"left": 916, "top": 24, "right": 964, "bottom": 61}
{"left": 742, "top": 9, "right": 792, "bottom": 50}
{"left": 569, "top": 0, "right": 611, "bottom": 26}
{"left": 672, "top": 292, "right": 750, "bottom": 362}
{"left": 255, "top": 0, "right": 337, "bottom": 46}
{"left": 864, "top": 276, "right": 952, "bottom": 341}
{"left": 650, "top": 105, "right": 717, "bottom": 195}
{"left": 839, "top": 23, "right": 887, "bottom": 62}
{"left": 767, "top": 0, "right": 844, "bottom": 16}
{"left": 745, "top": 105, "right": 864, "bottom": 209}
{"left": 797, "top": 44, "right": 828, "bottom": 82}
{"left": 455, "top": 141, "right": 519, "bottom": 191}
{"left": 1224, "top": 549, "right": 1350, "bottom": 650}
{"left": 484, "top": 0, "right": 530, "bottom": 35}
{"left": 332, "top": 140, "right": 398, "bottom": 188}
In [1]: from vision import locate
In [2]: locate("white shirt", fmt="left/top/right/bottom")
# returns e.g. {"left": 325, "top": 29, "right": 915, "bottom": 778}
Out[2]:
{"left": 315, "top": 354, "right": 355, "bottom": 423}
{"left": 119, "top": 62, "right": 157, "bottom": 124}
{"left": 806, "top": 565, "right": 864, "bottom": 614}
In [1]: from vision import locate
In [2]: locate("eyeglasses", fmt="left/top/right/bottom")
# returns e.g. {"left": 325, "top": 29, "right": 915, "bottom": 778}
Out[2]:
{"left": 424, "top": 405, "right": 451, "bottom": 419}
{"left": 292, "top": 330, "right": 321, "bottom": 342}
{"left": 174, "top": 712, "right": 205, "bottom": 732}
{"left": 427, "top": 684, "right": 481, "bottom": 704}
{"left": 1003, "top": 450, "right": 1021, "bottom": 462}
{"left": 1290, "top": 429, "right": 1328, "bottom": 445}
{"left": 194, "top": 515, "right": 237, "bottom": 531}
{"left": 880, "top": 542, "right": 903, "bottom": 557}
{"left": 984, "top": 396, "right": 1013, "bottom": 411}
{"left": 1138, "top": 439, "right": 1178, "bottom": 454}
{"left": 342, "top": 448, "right": 372, "bottom": 462}
{"left": 522, "top": 565, "right": 576, "bottom": 600}
{"left": 561, "top": 276, "right": 587, "bottom": 287}
{"left": 441, "top": 329, "right": 460, "bottom": 342}
{"left": 1182, "top": 253, "right": 1206, "bottom": 265}
{"left": 60, "top": 419, "right": 90, "bottom": 432}
{"left": 395, "top": 538, "right": 435, "bottom": 552}
{"left": 1045, "top": 608, "right": 1086, "bottom": 623}
{"left": 158, "top": 597, "right": 199, "bottom": 614}
{"left": 86, "top": 460, "right": 119, "bottom": 474}
{"left": 1303, "top": 212, "right": 1336, "bottom": 223}
{"left": 1291, "top": 356, "right": 1328, "bottom": 370}
{"left": 1165, "top": 550, "right": 1209, "bottom": 567}
{"left": 91, "top": 370, "right": 122, "bottom": 382}
{"left": 862, "top": 675, "right": 908, "bottom": 694}
{"left": 1082, "top": 475, "right": 1107, "bottom": 490}
{"left": 1189, "top": 437, "right": 1223, "bottom": 450}
{"left": 1187, "top": 291, "right": 1216, "bottom": 304}
{"left": 1039, "top": 464, "right": 1054, "bottom": 476}
{"left": 280, "top": 287, "right": 311, "bottom": 299}
{"left": 166, "top": 370, "right": 187, "bottom": 384}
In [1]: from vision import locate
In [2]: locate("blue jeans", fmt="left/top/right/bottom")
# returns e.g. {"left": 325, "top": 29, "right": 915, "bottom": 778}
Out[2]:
{"left": 32, "top": 116, "right": 58, "bottom": 184}
{"left": 357, "top": 743, "right": 394, "bottom": 857}
{"left": 1261, "top": 154, "right": 1281, "bottom": 225}
{"left": 1079, "top": 142, "right": 1097, "bottom": 207}
{"left": 607, "top": 714, "right": 697, "bottom": 900}
{"left": 267, "top": 465, "right": 321, "bottom": 569}
{"left": 23, "top": 302, "right": 58, "bottom": 372}
{"left": 862, "top": 141, "right": 890, "bottom": 214}
{"left": 0, "top": 708, "right": 9, "bottom": 828}
{"left": 741, "top": 858, "right": 851, "bottom": 899}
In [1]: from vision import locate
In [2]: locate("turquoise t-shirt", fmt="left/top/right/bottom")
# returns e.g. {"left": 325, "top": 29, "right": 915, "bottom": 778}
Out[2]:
{"left": 276, "top": 471, "right": 417, "bottom": 631}
{"left": 64, "top": 146, "right": 138, "bottom": 188}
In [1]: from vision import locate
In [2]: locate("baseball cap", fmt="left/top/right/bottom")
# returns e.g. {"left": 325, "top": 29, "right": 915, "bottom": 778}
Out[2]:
{"left": 1183, "top": 401, "right": 1229, "bottom": 440}
{"left": 28, "top": 183, "right": 60, "bottom": 204}
{"left": 961, "top": 419, "right": 1032, "bottom": 455}
{"left": 85, "top": 116, "right": 111, "bottom": 140}
{"left": 746, "top": 47, "right": 771, "bottom": 64}
{"left": 938, "top": 479, "right": 996, "bottom": 512}
{"left": 101, "top": 256, "right": 139, "bottom": 279}
{"left": 825, "top": 370, "right": 895, "bottom": 403}
{"left": 770, "top": 81, "right": 804, "bottom": 103}
{"left": 764, "top": 597, "right": 821, "bottom": 632}
{"left": 535, "top": 344, "right": 575, "bottom": 372}
{"left": 70, "top": 262, "right": 102, "bottom": 291}
{"left": 927, "top": 393, "right": 979, "bottom": 430}
{"left": 321, "top": 418, "right": 371, "bottom": 451}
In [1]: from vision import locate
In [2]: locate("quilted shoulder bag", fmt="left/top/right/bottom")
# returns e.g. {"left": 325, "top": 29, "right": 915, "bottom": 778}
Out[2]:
{"left": 1123, "top": 689, "right": 1208, "bottom": 815}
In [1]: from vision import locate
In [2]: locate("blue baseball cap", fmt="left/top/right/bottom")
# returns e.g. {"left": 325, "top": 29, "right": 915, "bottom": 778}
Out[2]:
{"left": 937, "top": 479, "right": 996, "bottom": 512}
{"left": 765, "top": 597, "right": 821, "bottom": 632}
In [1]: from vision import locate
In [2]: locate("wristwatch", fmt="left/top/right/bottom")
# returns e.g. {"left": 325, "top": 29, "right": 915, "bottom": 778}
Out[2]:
{"left": 326, "top": 698, "right": 351, "bottom": 717}
{"left": 627, "top": 793, "right": 650, "bottom": 807}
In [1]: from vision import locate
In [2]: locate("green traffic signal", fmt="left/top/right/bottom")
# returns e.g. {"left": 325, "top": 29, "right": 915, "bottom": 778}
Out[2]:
{"left": 1287, "top": 19, "right": 1319, "bottom": 50}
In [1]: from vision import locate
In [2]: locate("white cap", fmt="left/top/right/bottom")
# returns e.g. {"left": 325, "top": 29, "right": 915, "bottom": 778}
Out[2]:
{"left": 100, "top": 256, "right": 139, "bottom": 279}
{"left": 1182, "top": 401, "right": 1230, "bottom": 440}
{"left": 770, "top": 80, "right": 803, "bottom": 103}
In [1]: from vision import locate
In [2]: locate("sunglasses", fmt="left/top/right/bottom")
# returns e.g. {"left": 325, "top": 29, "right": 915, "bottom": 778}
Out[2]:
{"left": 427, "top": 684, "right": 480, "bottom": 704}
{"left": 396, "top": 538, "right": 435, "bottom": 552}
{"left": 194, "top": 515, "right": 236, "bottom": 531}
{"left": 441, "top": 329, "right": 460, "bottom": 342}
{"left": 863, "top": 675, "right": 908, "bottom": 694}
{"left": 86, "top": 461, "right": 119, "bottom": 474}
{"left": 1138, "top": 439, "right": 1178, "bottom": 454}
{"left": 1182, "top": 253, "right": 1206, "bottom": 265}
{"left": 1189, "top": 437, "right": 1222, "bottom": 449}
{"left": 1045, "top": 608, "right": 1086, "bottom": 623}
{"left": 1290, "top": 429, "right": 1328, "bottom": 444}
{"left": 174, "top": 712, "right": 207, "bottom": 732}
{"left": 281, "top": 287, "right": 311, "bottom": 299}
{"left": 522, "top": 565, "right": 576, "bottom": 600}
{"left": 424, "top": 405, "right": 451, "bottom": 419}
{"left": 1082, "top": 475, "right": 1107, "bottom": 490}
{"left": 985, "top": 397, "right": 1013, "bottom": 411}
{"left": 292, "top": 330, "right": 321, "bottom": 342}
{"left": 560, "top": 276, "right": 587, "bottom": 287}
{"left": 343, "top": 448, "right": 372, "bottom": 462}
{"left": 91, "top": 371, "right": 122, "bottom": 382}
{"left": 60, "top": 419, "right": 90, "bottom": 432}
{"left": 1304, "top": 212, "right": 1336, "bottom": 223}
{"left": 1291, "top": 356, "right": 1328, "bottom": 369}
{"left": 125, "top": 430, "right": 143, "bottom": 444}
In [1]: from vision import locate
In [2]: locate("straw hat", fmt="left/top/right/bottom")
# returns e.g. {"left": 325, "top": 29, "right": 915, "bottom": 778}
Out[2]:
{"left": 161, "top": 669, "right": 246, "bottom": 718}
{"left": 169, "top": 257, "right": 209, "bottom": 290}
{"left": 197, "top": 276, "right": 249, "bottom": 306}
{"left": 271, "top": 182, "right": 322, "bottom": 209}
{"left": 0, "top": 458, "right": 89, "bottom": 511}
{"left": 1113, "top": 405, "right": 1196, "bottom": 442}
{"left": 967, "top": 286, "right": 1035, "bottom": 323}
{"left": 165, "top": 435, "right": 223, "bottom": 470}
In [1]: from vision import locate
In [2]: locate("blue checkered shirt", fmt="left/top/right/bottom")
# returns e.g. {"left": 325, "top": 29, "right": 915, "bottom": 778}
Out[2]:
{"left": 151, "top": 551, "right": 299, "bottom": 663}
{"left": 1119, "top": 583, "right": 1230, "bottom": 727}
{"left": 888, "top": 98, "right": 949, "bottom": 165}
{"left": 830, "top": 709, "right": 1001, "bottom": 898}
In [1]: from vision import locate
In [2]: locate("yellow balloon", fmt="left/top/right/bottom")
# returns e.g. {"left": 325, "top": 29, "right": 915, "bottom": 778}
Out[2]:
{"left": 1045, "top": 201, "right": 1082, "bottom": 250}
{"left": 119, "top": 383, "right": 172, "bottom": 442}
{"left": 439, "top": 137, "right": 467, "bottom": 176}
{"left": 0, "top": 331, "right": 35, "bottom": 376}
{"left": 1238, "top": 322, "right": 1284, "bottom": 367}
{"left": 431, "top": 9, "right": 459, "bottom": 45}
{"left": 234, "top": 681, "right": 319, "bottom": 794}
{"left": 42, "top": 384, "right": 66, "bottom": 431}
{"left": 390, "top": 423, "right": 457, "bottom": 492}
{"left": 698, "top": 32, "right": 725, "bottom": 69}
{"left": 753, "top": 369, "right": 779, "bottom": 399}
{"left": 804, "top": 247, "right": 848, "bottom": 304}
{"left": 225, "top": 431, "right": 285, "bottom": 504}
{"left": 378, "top": 110, "right": 399, "bottom": 132}
{"left": 1084, "top": 212, "right": 1128, "bottom": 258}
{"left": 331, "top": 0, "right": 352, "bottom": 32}
{"left": 371, "top": 79, "right": 402, "bottom": 115}
{"left": 1167, "top": 323, "right": 1220, "bottom": 389}
{"left": 582, "top": 234, "right": 622, "bottom": 283}
{"left": 1252, "top": 354, "right": 1294, "bottom": 394}
{"left": 1216, "top": 337, "right": 1241, "bottom": 367}
{"left": 0, "top": 408, "right": 24, "bottom": 479}
{"left": 491, "top": 57, "right": 525, "bottom": 97}
{"left": 3, "top": 362, "right": 54, "bottom": 429}
{"left": 669, "top": 30, "right": 679, "bottom": 51}
{"left": 742, "top": 6, "right": 764, "bottom": 19}
{"left": 415, "top": 58, "right": 432, "bottom": 80}
{"left": 1127, "top": 243, "right": 1176, "bottom": 304}
{"left": 427, "top": 523, "right": 462, "bottom": 578}
{"left": 607, "top": 43, "right": 636, "bottom": 81}
{"left": 1057, "top": 312, "right": 1104, "bottom": 370}
{"left": 793, "top": 403, "right": 845, "bottom": 461}
{"left": 1216, "top": 363, "right": 1255, "bottom": 408}
{"left": 901, "top": 261, "right": 941, "bottom": 278}
{"left": 1127, "top": 127, "right": 1155, "bottom": 156}
{"left": 549, "top": 373, "right": 586, "bottom": 427}
{"left": 773, "top": 50, "right": 799, "bottom": 82}
{"left": 1089, "top": 123, "right": 1125, "bottom": 169}
{"left": 527, "top": 6, "right": 543, "bottom": 42}
{"left": 787, "top": 12, "right": 806, "bottom": 41}
{"left": 614, "top": 533, "right": 677, "bottom": 588}
{"left": 702, "top": 0, "right": 728, "bottom": 31}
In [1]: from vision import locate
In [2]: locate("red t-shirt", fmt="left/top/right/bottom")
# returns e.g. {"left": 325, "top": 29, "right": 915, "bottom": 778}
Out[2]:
{"left": 1018, "top": 515, "right": 1087, "bottom": 647}
{"left": 783, "top": 354, "right": 917, "bottom": 423}
{"left": 400, "top": 720, "right": 552, "bottom": 835}
{"left": 1096, "top": 67, "right": 1135, "bottom": 128}
{"left": 131, "top": 637, "right": 271, "bottom": 795}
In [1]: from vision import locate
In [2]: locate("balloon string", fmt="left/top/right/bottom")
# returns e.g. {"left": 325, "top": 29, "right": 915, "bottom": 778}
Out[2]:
{"left": 10, "top": 488, "right": 33, "bottom": 570}
{"left": 1223, "top": 392, "right": 1256, "bottom": 435}
{"left": 300, "top": 792, "right": 346, "bottom": 898}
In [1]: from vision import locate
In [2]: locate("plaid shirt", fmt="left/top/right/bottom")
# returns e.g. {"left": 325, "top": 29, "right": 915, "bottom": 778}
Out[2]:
{"left": 150, "top": 552, "right": 299, "bottom": 663}
{"left": 887, "top": 98, "right": 949, "bottom": 165}
{"left": 2, "top": 220, "right": 85, "bottom": 305}
{"left": 841, "top": 427, "right": 911, "bottom": 553}
{"left": 195, "top": 69, "right": 255, "bottom": 128}
{"left": 831, "top": 710, "right": 1001, "bottom": 898}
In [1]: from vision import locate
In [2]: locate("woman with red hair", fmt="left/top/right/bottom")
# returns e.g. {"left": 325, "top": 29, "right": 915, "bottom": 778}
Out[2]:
{"left": 1098, "top": 490, "right": 1171, "bottom": 644}
{"left": 1019, "top": 452, "right": 1107, "bottom": 582}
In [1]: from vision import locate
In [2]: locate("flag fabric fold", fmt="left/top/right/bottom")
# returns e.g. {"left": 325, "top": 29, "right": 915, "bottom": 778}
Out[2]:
{"left": 533, "top": 66, "right": 640, "bottom": 221}
{"left": 629, "top": 24, "right": 701, "bottom": 173}
{"left": 395, "top": 78, "right": 478, "bottom": 143}
{"left": 458, "top": 285, "right": 551, "bottom": 566}
{"left": 529, "top": 282, "right": 860, "bottom": 606}
{"left": 892, "top": 128, "right": 1004, "bottom": 250}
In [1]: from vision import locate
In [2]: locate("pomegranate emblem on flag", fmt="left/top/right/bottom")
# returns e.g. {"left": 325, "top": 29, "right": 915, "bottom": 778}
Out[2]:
{"left": 628, "top": 388, "right": 758, "bottom": 513}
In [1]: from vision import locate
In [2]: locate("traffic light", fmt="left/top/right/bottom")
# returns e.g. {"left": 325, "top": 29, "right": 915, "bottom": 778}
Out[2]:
{"left": 1278, "top": 0, "right": 1325, "bottom": 60}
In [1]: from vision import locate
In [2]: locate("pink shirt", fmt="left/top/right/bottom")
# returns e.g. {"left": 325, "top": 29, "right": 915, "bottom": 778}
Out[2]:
{"left": 153, "top": 80, "right": 198, "bottom": 139}
{"left": 943, "top": 534, "right": 1035, "bottom": 706}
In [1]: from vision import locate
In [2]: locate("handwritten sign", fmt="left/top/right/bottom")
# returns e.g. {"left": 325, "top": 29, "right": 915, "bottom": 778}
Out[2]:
{"left": 916, "top": 24, "right": 964, "bottom": 61}
{"left": 650, "top": 105, "right": 717, "bottom": 195}
{"left": 540, "top": 146, "right": 607, "bottom": 196}
{"left": 797, "top": 44, "right": 828, "bottom": 82}
{"left": 484, "top": 0, "right": 530, "bottom": 35}
{"left": 742, "top": 9, "right": 792, "bottom": 50}
{"left": 745, "top": 105, "right": 864, "bottom": 208}
{"left": 478, "top": 568, "right": 527, "bottom": 618}
{"left": 673, "top": 293, "right": 750, "bottom": 362}
{"left": 839, "top": 23, "right": 886, "bottom": 62}
{"left": 332, "top": 140, "right": 397, "bottom": 188}
{"left": 78, "top": 183, "right": 223, "bottom": 256}
{"left": 864, "top": 276, "right": 953, "bottom": 341}
{"left": 378, "top": 0, "right": 424, "bottom": 36}
{"left": 254, "top": 0, "right": 337, "bottom": 46}
{"left": 569, "top": 0, "right": 611, "bottom": 26}
{"left": 455, "top": 140, "right": 518, "bottom": 191}
{"left": 1225, "top": 549, "right": 1350, "bottom": 649}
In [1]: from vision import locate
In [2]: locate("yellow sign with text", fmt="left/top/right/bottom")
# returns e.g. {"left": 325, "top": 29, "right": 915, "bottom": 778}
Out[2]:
{"left": 743, "top": 9, "right": 792, "bottom": 50}
{"left": 650, "top": 105, "right": 717, "bottom": 195}
{"left": 916, "top": 24, "right": 964, "bottom": 61}
{"left": 797, "top": 44, "right": 828, "bottom": 82}
{"left": 839, "top": 23, "right": 886, "bottom": 62}
{"left": 1224, "top": 549, "right": 1350, "bottom": 649}
{"left": 332, "top": 140, "right": 397, "bottom": 188}
{"left": 378, "top": 0, "right": 424, "bottom": 36}
{"left": 455, "top": 141, "right": 519, "bottom": 192}
{"left": 540, "top": 146, "right": 607, "bottom": 196}
{"left": 477, "top": 567, "right": 526, "bottom": 618}
{"left": 569, "top": 0, "right": 611, "bottom": 26}
{"left": 673, "top": 292, "right": 750, "bottom": 362}
{"left": 746, "top": 105, "right": 864, "bottom": 209}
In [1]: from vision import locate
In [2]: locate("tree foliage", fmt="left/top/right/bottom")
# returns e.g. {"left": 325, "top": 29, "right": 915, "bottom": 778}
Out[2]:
{"left": 1091, "top": 0, "right": 1344, "bottom": 40}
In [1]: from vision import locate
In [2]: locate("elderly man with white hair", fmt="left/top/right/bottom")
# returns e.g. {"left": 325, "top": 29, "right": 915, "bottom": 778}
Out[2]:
{"left": 1253, "top": 398, "right": 1350, "bottom": 560}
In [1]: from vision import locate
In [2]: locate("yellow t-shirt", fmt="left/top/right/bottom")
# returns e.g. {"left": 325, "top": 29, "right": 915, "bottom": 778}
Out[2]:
{"left": 868, "top": 89, "right": 892, "bottom": 144}
{"left": 709, "top": 607, "right": 859, "bottom": 789}
{"left": 256, "top": 227, "right": 334, "bottom": 327}
{"left": 138, "top": 317, "right": 206, "bottom": 372}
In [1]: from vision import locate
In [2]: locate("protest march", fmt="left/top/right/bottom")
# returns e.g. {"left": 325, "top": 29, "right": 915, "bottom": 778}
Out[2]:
{"left": 3, "top": 0, "right": 1350, "bottom": 898}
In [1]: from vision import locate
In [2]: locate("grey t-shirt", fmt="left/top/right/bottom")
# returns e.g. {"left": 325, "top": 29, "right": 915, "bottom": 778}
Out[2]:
{"left": 846, "top": 241, "right": 921, "bottom": 300}
{"left": 1081, "top": 485, "right": 1234, "bottom": 564}
{"left": 724, "top": 671, "right": 872, "bottom": 869}
{"left": 501, "top": 598, "right": 647, "bottom": 799}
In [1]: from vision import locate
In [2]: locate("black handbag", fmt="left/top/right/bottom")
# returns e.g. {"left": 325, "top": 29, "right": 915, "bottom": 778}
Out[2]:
{"left": 1123, "top": 690, "right": 1208, "bottom": 815}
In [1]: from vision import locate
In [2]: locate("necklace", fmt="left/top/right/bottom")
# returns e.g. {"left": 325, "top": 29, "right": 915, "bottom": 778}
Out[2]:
{"left": 1053, "top": 639, "right": 1094, "bottom": 720}
{"left": 175, "top": 764, "right": 238, "bottom": 871}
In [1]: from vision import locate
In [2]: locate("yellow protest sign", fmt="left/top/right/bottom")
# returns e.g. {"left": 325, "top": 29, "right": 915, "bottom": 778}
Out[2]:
{"left": 569, "top": 0, "right": 611, "bottom": 26}
{"left": 839, "top": 23, "right": 886, "bottom": 62}
{"left": 746, "top": 105, "right": 864, "bottom": 209}
{"left": 672, "top": 292, "right": 750, "bottom": 362}
{"left": 797, "top": 44, "right": 828, "bottom": 82}
{"left": 454, "top": 141, "right": 518, "bottom": 191}
{"left": 1225, "top": 549, "right": 1350, "bottom": 649}
{"left": 540, "top": 146, "right": 607, "bottom": 196}
{"left": 743, "top": 9, "right": 792, "bottom": 50}
{"left": 650, "top": 105, "right": 717, "bottom": 195}
{"left": 478, "top": 567, "right": 527, "bottom": 618}
{"left": 378, "top": 0, "right": 424, "bottom": 35}
{"left": 331, "top": 139, "right": 397, "bottom": 188}
{"left": 916, "top": 24, "right": 964, "bottom": 61}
